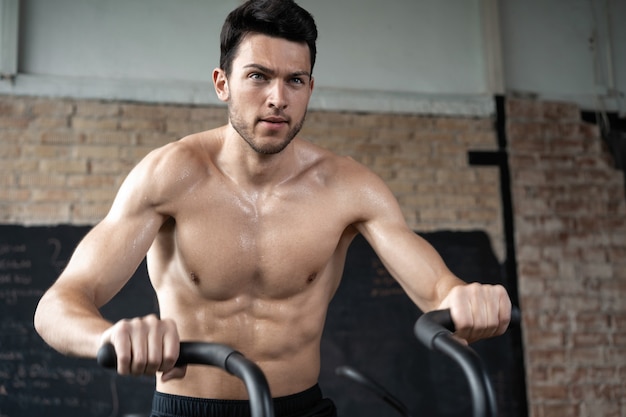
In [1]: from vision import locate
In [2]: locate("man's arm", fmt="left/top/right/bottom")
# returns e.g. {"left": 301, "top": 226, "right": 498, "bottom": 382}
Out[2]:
{"left": 34, "top": 145, "right": 184, "bottom": 378}
{"left": 351, "top": 164, "right": 511, "bottom": 343}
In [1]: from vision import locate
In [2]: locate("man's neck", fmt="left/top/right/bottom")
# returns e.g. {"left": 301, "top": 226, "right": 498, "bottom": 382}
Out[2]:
{"left": 217, "top": 125, "right": 300, "bottom": 189}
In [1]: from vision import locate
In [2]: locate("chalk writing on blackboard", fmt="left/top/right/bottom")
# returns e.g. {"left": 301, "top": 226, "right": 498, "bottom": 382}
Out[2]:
{"left": 0, "top": 225, "right": 157, "bottom": 417}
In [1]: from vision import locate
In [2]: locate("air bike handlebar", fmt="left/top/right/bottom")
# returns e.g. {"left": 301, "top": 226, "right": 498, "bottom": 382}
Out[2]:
{"left": 414, "top": 307, "right": 521, "bottom": 417}
{"left": 97, "top": 342, "right": 275, "bottom": 417}
{"left": 98, "top": 310, "right": 519, "bottom": 417}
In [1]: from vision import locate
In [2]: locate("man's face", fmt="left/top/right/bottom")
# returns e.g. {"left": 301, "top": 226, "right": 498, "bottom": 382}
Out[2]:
{"left": 214, "top": 33, "right": 315, "bottom": 155}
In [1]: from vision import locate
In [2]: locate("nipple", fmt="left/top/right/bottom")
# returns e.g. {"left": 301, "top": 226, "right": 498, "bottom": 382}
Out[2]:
{"left": 190, "top": 272, "right": 200, "bottom": 285}
{"left": 306, "top": 273, "right": 317, "bottom": 284}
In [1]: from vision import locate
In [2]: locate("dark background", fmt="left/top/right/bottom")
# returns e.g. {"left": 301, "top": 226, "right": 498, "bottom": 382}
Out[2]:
{"left": 0, "top": 225, "right": 525, "bottom": 416}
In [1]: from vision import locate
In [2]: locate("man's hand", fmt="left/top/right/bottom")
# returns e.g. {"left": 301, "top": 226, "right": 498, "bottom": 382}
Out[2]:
{"left": 437, "top": 283, "right": 511, "bottom": 344}
{"left": 99, "top": 314, "right": 186, "bottom": 382}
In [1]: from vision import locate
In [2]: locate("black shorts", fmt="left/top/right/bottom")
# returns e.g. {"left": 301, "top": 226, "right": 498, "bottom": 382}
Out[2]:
{"left": 151, "top": 384, "right": 337, "bottom": 417}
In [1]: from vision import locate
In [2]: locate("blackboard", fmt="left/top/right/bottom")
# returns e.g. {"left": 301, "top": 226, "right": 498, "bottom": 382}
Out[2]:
{"left": 0, "top": 225, "right": 525, "bottom": 417}
{"left": 319, "top": 231, "right": 526, "bottom": 417}
{"left": 0, "top": 225, "right": 158, "bottom": 417}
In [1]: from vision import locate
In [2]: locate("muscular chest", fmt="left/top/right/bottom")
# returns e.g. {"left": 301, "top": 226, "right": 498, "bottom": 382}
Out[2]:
{"left": 154, "top": 180, "right": 351, "bottom": 300}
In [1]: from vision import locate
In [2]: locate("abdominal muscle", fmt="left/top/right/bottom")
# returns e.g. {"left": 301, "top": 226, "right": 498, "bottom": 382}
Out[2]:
{"left": 151, "top": 266, "right": 336, "bottom": 400}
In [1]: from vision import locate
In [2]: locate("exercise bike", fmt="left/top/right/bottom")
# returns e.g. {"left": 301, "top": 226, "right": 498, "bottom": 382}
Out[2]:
{"left": 98, "top": 308, "right": 520, "bottom": 417}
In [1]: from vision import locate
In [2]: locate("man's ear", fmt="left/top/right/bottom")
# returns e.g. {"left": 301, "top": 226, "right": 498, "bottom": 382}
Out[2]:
{"left": 212, "top": 68, "right": 229, "bottom": 102}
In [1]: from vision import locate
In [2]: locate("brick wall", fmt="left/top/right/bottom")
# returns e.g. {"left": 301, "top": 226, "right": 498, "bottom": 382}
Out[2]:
{"left": 507, "top": 98, "right": 626, "bottom": 417}
{"left": 0, "top": 94, "right": 504, "bottom": 259}
{"left": 0, "top": 96, "right": 227, "bottom": 224}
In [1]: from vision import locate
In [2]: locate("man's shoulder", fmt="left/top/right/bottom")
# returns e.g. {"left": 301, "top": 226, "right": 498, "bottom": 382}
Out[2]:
{"left": 296, "top": 138, "right": 356, "bottom": 164}
{"left": 295, "top": 139, "right": 380, "bottom": 187}
{"left": 128, "top": 130, "right": 220, "bottom": 200}
{"left": 144, "top": 129, "right": 219, "bottom": 172}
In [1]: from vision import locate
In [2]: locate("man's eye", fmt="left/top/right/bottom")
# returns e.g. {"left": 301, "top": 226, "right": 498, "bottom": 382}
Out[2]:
{"left": 291, "top": 78, "right": 304, "bottom": 85}
{"left": 250, "top": 73, "right": 266, "bottom": 81}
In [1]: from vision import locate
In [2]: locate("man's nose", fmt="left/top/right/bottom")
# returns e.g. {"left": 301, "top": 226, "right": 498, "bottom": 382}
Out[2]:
{"left": 268, "top": 81, "right": 287, "bottom": 109}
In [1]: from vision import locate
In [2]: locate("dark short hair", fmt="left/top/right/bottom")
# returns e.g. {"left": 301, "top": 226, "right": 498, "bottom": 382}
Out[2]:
{"left": 219, "top": 0, "right": 318, "bottom": 76}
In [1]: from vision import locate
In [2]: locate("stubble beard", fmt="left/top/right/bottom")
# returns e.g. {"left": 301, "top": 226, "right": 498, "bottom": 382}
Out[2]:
{"left": 229, "top": 106, "right": 307, "bottom": 155}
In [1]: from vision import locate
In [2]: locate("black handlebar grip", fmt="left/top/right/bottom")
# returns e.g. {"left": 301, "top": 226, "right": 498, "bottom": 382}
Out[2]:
{"left": 96, "top": 342, "right": 274, "bottom": 417}
{"left": 97, "top": 343, "right": 117, "bottom": 369}
{"left": 414, "top": 306, "right": 521, "bottom": 348}
{"left": 96, "top": 342, "right": 238, "bottom": 370}
{"left": 510, "top": 306, "right": 521, "bottom": 326}
{"left": 414, "top": 309, "right": 454, "bottom": 350}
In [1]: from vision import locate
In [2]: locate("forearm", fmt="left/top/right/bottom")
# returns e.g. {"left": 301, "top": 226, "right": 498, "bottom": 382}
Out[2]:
{"left": 399, "top": 267, "right": 465, "bottom": 312}
{"left": 34, "top": 286, "right": 112, "bottom": 358}
{"left": 374, "top": 226, "right": 466, "bottom": 311}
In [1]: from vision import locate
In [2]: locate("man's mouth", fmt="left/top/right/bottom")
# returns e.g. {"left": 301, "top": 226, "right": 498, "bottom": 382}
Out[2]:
{"left": 258, "top": 116, "right": 289, "bottom": 132}
{"left": 261, "top": 116, "right": 288, "bottom": 124}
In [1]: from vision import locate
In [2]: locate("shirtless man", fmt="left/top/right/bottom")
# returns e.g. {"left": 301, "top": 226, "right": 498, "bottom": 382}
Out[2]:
{"left": 34, "top": 1, "right": 512, "bottom": 416}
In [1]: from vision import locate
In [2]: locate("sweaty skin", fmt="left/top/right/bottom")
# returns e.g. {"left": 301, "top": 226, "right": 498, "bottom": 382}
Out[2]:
{"left": 34, "top": 34, "right": 511, "bottom": 400}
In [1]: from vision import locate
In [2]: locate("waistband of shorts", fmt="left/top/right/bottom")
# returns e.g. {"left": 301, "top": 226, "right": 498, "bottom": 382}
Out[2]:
{"left": 152, "top": 384, "right": 323, "bottom": 417}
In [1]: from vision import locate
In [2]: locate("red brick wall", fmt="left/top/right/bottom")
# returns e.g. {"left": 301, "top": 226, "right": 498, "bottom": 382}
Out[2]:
{"left": 507, "top": 98, "right": 626, "bottom": 417}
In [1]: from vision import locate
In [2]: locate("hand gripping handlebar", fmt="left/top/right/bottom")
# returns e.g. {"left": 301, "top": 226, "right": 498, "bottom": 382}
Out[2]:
{"left": 414, "top": 307, "right": 521, "bottom": 417}
{"left": 97, "top": 342, "right": 275, "bottom": 417}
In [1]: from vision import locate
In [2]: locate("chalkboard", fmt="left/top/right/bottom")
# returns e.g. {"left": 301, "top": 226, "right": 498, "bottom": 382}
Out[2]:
{"left": 0, "top": 225, "right": 158, "bottom": 417}
{"left": 0, "top": 226, "right": 525, "bottom": 417}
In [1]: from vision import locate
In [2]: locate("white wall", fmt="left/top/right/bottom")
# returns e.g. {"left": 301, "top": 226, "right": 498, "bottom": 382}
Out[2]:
{"left": 17, "top": 0, "right": 487, "bottom": 94}
{"left": 500, "top": 0, "right": 625, "bottom": 113}
{"left": 17, "top": 0, "right": 231, "bottom": 82}
{"left": 0, "top": 0, "right": 496, "bottom": 115}
{"left": 302, "top": 0, "right": 487, "bottom": 95}
{"left": 1, "top": 0, "right": 624, "bottom": 115}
